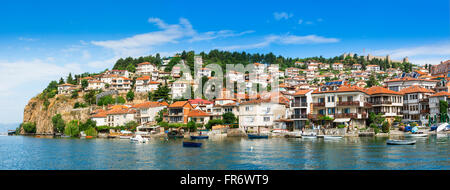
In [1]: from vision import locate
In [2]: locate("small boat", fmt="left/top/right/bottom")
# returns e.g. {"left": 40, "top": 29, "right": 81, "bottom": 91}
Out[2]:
{"left": 85, "top": 136, "right": 93, "bottom": 139}
{"left": 436, "top": 123, "right": 448, "bottom": 132}
{"left": 387, "top": 139, "right": 416, "bottom": 145}
{"left": 183, "top": 141, "right": 202, "bottom": 147}
{"left": 130, "top": 135, "right": 149, "bottom": 143}
{"left": 190, "top": 135, "right": 209, "bottom": 140}
{"left": 60, "top": 135, "right": 71, "bottom": 138}
{"left": 248, "top": 134, "right": 269, "bottom": 139}
{"left": 167, "top": 131, "right": 184, "bottom": 139}
{"left": 119, "top": 135, "right": 132, "bottom": 139}
{"left": 405, "top": 133, "right": 428, "bottom": 138}
{"left": 7, "top": 130, "right": 16, "bottom": 135}
{"left": 302, "top": 135, "right": 317, "bottom": 139}
{"left": 323, "top": 135, "right": 343, "bottom": 139}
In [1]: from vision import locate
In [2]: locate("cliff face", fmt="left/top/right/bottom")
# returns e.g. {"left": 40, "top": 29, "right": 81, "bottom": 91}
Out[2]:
{"left": 22, "top": 94, "right": 91, "bottom": 134}
{"left": 22, "top": 91, "right": 150, "bottom": 134}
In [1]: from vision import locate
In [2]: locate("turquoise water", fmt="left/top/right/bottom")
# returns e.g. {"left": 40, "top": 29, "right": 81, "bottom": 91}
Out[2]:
{"left": 0, "top": 135, "right": 449, "bottom": 170}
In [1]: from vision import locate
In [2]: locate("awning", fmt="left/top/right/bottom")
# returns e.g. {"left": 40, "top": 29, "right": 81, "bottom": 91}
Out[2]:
{"left": 333, "top": 118, "right": 351, "bottom": 122}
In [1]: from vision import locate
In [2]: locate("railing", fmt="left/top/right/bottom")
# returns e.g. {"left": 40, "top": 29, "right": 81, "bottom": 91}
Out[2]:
{"left": 308, "top": 114, "right": 324, "bottom": 119}
{"left": 420, "top": 109, "right": 430, "bottom": 114}
{"left": 291, "top": 102, "right": 308, "bottom": 107}
{"left": 372, "top": 100, "right": 392, "bottom": 105}
{"left": 335, "top": 113, "right": 357, "bottom": 118}
{"left": 364, "top": 102, "right": 372, "bottom": 107}
{"left": 419, "top": 99, "right": 429, "bottom": 103}
{"left": 312, "top": 102, "right": 325, "bottom": 107}
{"left": 337, "top": 101, "right": 359, "bottom": 106}
{"left": 291, "top": 114, "right": 308, "bottom": 119}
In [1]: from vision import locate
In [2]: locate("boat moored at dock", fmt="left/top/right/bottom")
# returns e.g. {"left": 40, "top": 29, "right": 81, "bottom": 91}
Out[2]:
{"left": 183, "top": 141, "right": 202, "bottom": 148}
{"left": 386, "top": 139, "right": 416, "bottom": 145}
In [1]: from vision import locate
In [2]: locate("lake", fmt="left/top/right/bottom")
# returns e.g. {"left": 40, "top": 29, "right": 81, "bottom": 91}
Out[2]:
{"left": 0, "top": 135, "right": 449, "bottom": 170}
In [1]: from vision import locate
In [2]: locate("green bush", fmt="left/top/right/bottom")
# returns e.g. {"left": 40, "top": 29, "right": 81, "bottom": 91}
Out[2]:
{"left": 205, "top": 119, "right": 224, "bottom": 130}
{"left": 51, "top": 114, "right": 65, "bottom": 133}
{"left": 337, "top": 124, "right": 346, "bottom": 128}
{"left": 74, "top": 102, "right": 87, "bottom": 108}
{"left": 158, "top": 121, "right": 169, "bottom": 129}
{"left": 187, "top": 121, "right": 197, "bottom": 132}
{"left": 84, "top": 127, "right": 98, "bottom": 137}
{"left": 382, "top": 121, "right": 390, "bottom": 133}
{"left": 21, "top": 122, "right": 36, "bottom": 134}
{"left": 410, "top": 122, "right": 417, "bottom": 127}
{"left": 96, "top": 126, "right": 111, "bottom": 132}
{"left": 80, "top": 119, "right": 96, "bottom": 131}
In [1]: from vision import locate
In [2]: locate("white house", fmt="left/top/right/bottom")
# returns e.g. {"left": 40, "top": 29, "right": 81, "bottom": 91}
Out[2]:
{"left": 366, "top": 65, "right": 380, "bottom": 72}
{"left": 239, "top": 97, "right": 289, "bottom": 132}
{"left": 111, "top": 77, "right": 132, "bottom": 92}
{"left": 106, "top": 108, "right": 137, "bottom": 127}
{"left": 136, "top": 62, "right": 157, "bottom": 75}
{"left": 87, "top": 80, "right": 105, "bottom": 90}
{"left": 132, "top": 101, "right": 167, "bottom": 125}
{"left": 332, "top": 63, "right": 344, "bottom": 70}
{"left": 57, "top": 83, "right": 78, "bottom": 94}
{"left": 135, "top": 76, "right": 160, "bottom": 92}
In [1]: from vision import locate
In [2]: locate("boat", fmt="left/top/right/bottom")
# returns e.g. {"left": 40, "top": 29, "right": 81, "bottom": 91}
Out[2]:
{"left": 323, "top": 135, "right": 343, "bottom": 139}
{"left": 404, "top": 133, "right": 428, "bottom": 138}
{"left": 248, "top": 134, "right": 269, "bottom": 139}
{"left": 130, "top": 135, "right": 149, "bottom": 143}
{"left": 167, "top": 131, "right": 184, "bottom": 139}
{"left": 119, "top": 135, "right": 132, "bottom": 139}
{"left": 60, "top": 135, "right": 71, "bottom": 138}
{"left": 386, "top": 139, "right": 416, "bottom": 145}
{"left": 7, "top": 130, "right": 16, "bottom": 135}
{"left": 190, "top": 135, "right": 209, "bottom": 140}
{"left": 436, "top": 123, "right": 448, "bottom": 132}
{"left": 183, "top": 141, "right": 202, "bottom": 147}
{"left": 302, "top": 135, "right": 317, "bottom": 139}
{"left": 85, "top": 136, "right": 93, "bottom": 139}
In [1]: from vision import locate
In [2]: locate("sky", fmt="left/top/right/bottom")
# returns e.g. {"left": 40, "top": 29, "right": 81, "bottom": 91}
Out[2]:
{"left": 0, "top": 0, "right": 449, "bottom": 124}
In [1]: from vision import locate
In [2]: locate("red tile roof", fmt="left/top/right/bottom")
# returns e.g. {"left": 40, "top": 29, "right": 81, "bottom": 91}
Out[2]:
{"left": 132, "top": 101, "right": 165, "bottom": 109}
{"left": 188, "top": 110, "right": 210, "bottom": 117}
{"left": 293, "top": 89, "right": 312, "bottom": 96}
{"left": 430, "top": 91, "right": 450, "bottom": 97}
{"left": 365, "top": 86, "right": 402, "bottom": 95}
{"left": 399, "top": 85, "right": 435, "bottom": 94}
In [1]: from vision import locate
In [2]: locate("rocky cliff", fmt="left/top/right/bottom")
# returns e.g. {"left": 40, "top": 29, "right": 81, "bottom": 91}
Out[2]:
{"left": 22, "top": 92, "right": 150, "bottom": 134}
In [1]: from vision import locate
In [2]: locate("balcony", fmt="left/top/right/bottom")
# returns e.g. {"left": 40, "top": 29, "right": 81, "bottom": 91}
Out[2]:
{"left": 308, "top": 114, "right": 325, "bottom": 120}
{"left": 312, "top": 102, "right": 325, "bottom": 107}
{"left": 364, "top": 102, "right": 372, "bottom": 108}
{"left": 419, "top": 99, "right": 429, "bottom": 103}
{"left": 335, "top": 113, "right": 357, "bottom": 118}
{"left": 372, "top": 100, "right": 392, "bottom": 105}
{"left": 291, "top": 114, "right": 308, "bottom": 119}
{"left": 291, "top": 102, "right": 308, "bottom": 107}
{"left": 420, "top": 109, "right": 430, "bottom": 114}
{"left": 337, "top": 101, "right": 359, "bottom": 106}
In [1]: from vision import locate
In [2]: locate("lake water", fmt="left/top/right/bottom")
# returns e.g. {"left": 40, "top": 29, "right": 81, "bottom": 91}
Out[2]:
{"left": 1, "top": 135, "right": 449, "bottom": 170}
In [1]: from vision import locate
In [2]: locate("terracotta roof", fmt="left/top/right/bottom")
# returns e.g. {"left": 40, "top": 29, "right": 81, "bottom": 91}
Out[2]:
{"left": 415, "top": 70, "right": 428, "bottom": 75}
{"left": 59, "top": 83, "right": 77, "bottom": 87}
{"left": 169, "top": 101, "right": 190, "bottom": 108}
{"left": 366, "top": 65, "right": 379, "bottom": 67}
{"left": 365, "top": 86, "right": 402, "bottom": 95}
{"left": 91, "top": 111, "right": 107, "bottom": 118}
{"left": 188, "top": 110, "right": 210, "bottom": 117}
{"left": 132, "top": 101, "right": 165, "bottom": 109}
{"left": 188, "top": 98, "right": 213, "bottom": 105}
{"left": 106, "top": 108, "right": 136, "bottom": 115}
{"left": 136, "top": 76, "right": 151, "bottom": 81}
{"left": 159, "top": 101, "right": 169, "bottom": 106}
{"left": 386, "top": 77, "right": 439, "bottom": 83}
{"left": 399, "top": 85, "right": 435, "bottom": 94}
{"left": 293, "top": 89, "right": 312, "bottom": 96}
{"left": 312, "top": 85, "right": 367, "bottom": 94}
{"left": 137, "top": 62, "right": 152, "bottom": 66}
{"left": 430, "top": 91, "right": 450, "bottom": 97}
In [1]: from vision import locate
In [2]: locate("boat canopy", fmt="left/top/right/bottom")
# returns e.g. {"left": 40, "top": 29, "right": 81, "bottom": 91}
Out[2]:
{"left": 333, "top": 118, "right": 350, "bottom": 123}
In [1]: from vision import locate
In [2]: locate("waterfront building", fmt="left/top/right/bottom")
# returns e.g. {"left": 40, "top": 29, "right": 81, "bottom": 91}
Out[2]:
{"left": 106, "top": 108, "right": 137, "bottom": 127}
{"left": 90, "top": 110, "right": 107, "bottom": 126}
{"left": 366, "top": 86, "right": 403, "bottom": 123}
{"left": 385, "top": 77, "right": 438, "bottom": 92}
{"left": 132, "top": 101, "right": 166, "bottom": 125}
{"left": 187, "top": 109, "right": 210, "bottom": 125}
{"left": 428, "top": 91, "right": 450, "bottom": 123}
{"left": 310, "top": 85, "right": 371, "bottom": 129}
{"left": 399, "top": 85, "right": 435, "bottom": 124}
{"left": 165, "top": 101, "right": 194, "bottom": 124}
{"left": 290, "top": 89, "right": 313, "bottom": 131}
{"left": 136, "top": 62, "right": 157, "bottom": 75}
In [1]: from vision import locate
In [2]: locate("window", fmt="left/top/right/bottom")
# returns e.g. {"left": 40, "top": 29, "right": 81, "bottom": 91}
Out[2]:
{"left": 264, "top": 117, "right": 270, "bottom": 122}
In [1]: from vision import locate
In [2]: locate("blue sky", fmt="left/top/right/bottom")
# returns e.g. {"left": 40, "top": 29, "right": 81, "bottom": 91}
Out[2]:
{"left": 0, "top": 0, "right": 449, "bottom": 124}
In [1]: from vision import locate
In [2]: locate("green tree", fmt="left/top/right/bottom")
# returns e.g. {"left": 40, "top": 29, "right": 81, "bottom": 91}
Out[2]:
{"left": 126, "top": 90, "right": 135, "bottom": 101}
{"left": 116, "top": 96, "right": 126, "bottom": 104}
{"left": 381, "top": 121, "right": 390, "bottom": 133}
{"left": 80, "top": 119, "right": 96, "bottom": 132}
{"left": 366, "top": 74, "right": 379, "bottom": 87}
{"left": 84, "top": 91, "right": 96, "bottom": 105}
{"left": 222, "top": 112, "right": 236, "bottom": 124}
{"left": 124, "top": 121, "right": 139, "bottom": 131}
{"left": 187, "top": 120, "right": 197, "bottom": 132}
{"left": 64, "top": 120, "right": 81, "bottom": 137}
{"left": 439, "top": 100, "right": 448, "bottom": 122}
{"left": 205, "top": 119, "right": 224, "bottom": 130}
{"left": 51, "top": 114, "right": 65, "bottom": 133}
{"left": 81, "top": 79, "right": 88, "bottom": 90}
{"left": 58, "top": 77, "right": 65, "bottom": 85}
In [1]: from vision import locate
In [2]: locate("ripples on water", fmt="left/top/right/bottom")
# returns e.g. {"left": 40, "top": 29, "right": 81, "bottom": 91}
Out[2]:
{"left": 0, "top": 135, "right": 449, "bottom": 170}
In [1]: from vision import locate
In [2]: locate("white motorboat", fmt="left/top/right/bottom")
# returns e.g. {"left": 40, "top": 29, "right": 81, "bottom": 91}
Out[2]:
{"left": 387, "top": 139, "right": 416, "bottom": 145}
{"left": 436, "top": 123, "right": 448, "bottom": 132}
{"left": 323, "top": 135, "right": 343, "bottom": 139}
{"left": 405, "top": 133, "right": 428, "bottom": 138}
{"left": 130, "top": 135, "right": 149, "bottom": 143}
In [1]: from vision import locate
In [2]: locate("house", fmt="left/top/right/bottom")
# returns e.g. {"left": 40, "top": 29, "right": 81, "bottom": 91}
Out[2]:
{"left": 310, "top": 86, "right": 371, "bottom": 129}
{"left": 366, "top": 65, "right": 380, "bottom": 72}
{"left": 135, "top": 76, "right": 160, "bottom": 92}
{"left": 57, "top": 83, "right": 79, "bottom": 94}
{"left": 385, "top": 77, "right": 438, "bottom": 92}
{"left": 171, "top": 80, "right": 190, "bottom": 99}
{"left": 188, "top": 110, "right": 210, "bottom": 125}
{"left": 285, "top": 67, "right": 301, "bottom": 77}
{"left": 165, "top": 101, "right": 194, "bottom": 124}
{"left": 132, "top": 101, "right": 167, "bottom": 125}
{"left": 366, "top": 86, "right": 403, "bottom": 123}
{"left": 105, "top": 108, "right": 137, "bottom": 127}
{"left": 429, "top": 91, "right": 450, "bottom": 123}
{"left": 332, "top": 63, "right": 344, "bottom": 70}
{"left": 111, "top": 77, "right": 132, "bottom": 92}
{"left": 399, "top": 85, "right": 435, "bottom": 124}
{"left": 188, "top": 98, "right": 214, "bottom": 111}
{"left": 290, "top": 89, "right": 313, "bottom": 131}
{"left": 307, "top": 63, "right": 319, "bottom": 71}
{"left": 352, "top": 64, "right": 362, "bottom": 70}
{"left": 87, "top": 80, "right": 105, "bottom": 90}
{"left": 136, "top": 62, "right": 157, "bottom": 75}
{"left": 238, "top": 93, "right": 290, "bottom": 132}
{"left": 319, "top": 63, "right": 330, "bottom": 70}
{"left": 197, "top": 68, "right": 212, "bottom": 78}
{"left": 107, "top": 70, "right": 129, "bottom": 78}
{"left": 90, "top": 110, "right": 107, "bottom": 126}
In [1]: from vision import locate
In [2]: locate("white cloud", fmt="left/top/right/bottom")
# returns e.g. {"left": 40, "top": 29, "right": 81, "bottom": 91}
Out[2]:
{"left": 273, "top": 12, "right": 293, "bottom": 20}
{"left": 217, "top": 34, "right": 340, "bottom": 50}
{"left": 372, "top": 43, "right": 450, "bottom": 58}
{"left": 18, "top": 37, "right": 38, "bottom": 42}
{"left": 298, "top": 19, "right": 304, "bottom": 24}
{"left": 189, "top": 30, "right": 254, "bottom": 42}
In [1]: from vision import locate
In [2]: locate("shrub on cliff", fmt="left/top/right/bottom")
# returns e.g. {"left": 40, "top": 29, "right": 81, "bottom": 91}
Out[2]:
{"left": 21, "top": 122, "right": 36, "bottom": 134}
{"left": 65, "top": 120, "right": 81, "bottom": 137}
{"left": 84, "top": 127, "right": 98, "bottom": 137}
{"left": 382, "top": 121, "right": 390, "bottom": 133}
{"left": 51, "top": 114, "right": 65, "bottom": 133}
{"left": 126, "top": 90, "right": 134, "bottom": 101}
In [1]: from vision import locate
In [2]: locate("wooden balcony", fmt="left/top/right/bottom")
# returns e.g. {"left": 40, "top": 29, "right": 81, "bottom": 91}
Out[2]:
{"left": 291, "top": 102, "right": 308, "bottom": 107}
{"left": 372, "top": 100, "right": 392, "bottom": 105}
{"left": 312, "top": 102, "right": 325, "bottom": 107}
{"left": 291, "top": 114, "right": 308, "bottom": 119}
{"left": 308, "top": 114, "right": 324, "bottom": 120}
{"left": 337, "top": 101, "right": 359, "bottom": 106}
{"left": 420, "top": 109, "right": 430, "bottom": 114}
{"left": 335, "top": 113, "right": 357, "bottom": 118}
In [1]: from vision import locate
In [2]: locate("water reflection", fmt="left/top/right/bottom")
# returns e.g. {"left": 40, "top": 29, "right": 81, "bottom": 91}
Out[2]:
{"left": 0, "top": 135, "right": 448, "bottom": 170}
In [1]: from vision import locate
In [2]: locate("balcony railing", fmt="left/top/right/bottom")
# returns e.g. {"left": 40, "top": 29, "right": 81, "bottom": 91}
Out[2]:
{"left": 308, "top": 114, "right": 325, "bottom": 120}
{"left": 291, "top": 114, "right": 308, "bottom": 119}
{"left": 420, "top": 109, "right": 430, "bottom": 114}
{"left": 337, "top": 101, "right": 359, "bottom": 106}
{"left": 372, "top": 100, "right": 392, "bottom": 105}
{"left": 419, "top": 99, "right": 429, "bottom": 103}
{"left": 312, "top": 102, "right": 325, "bottom": 107}
{"left": 335, "top": 113, "right": 357, "bottom": 118}
{"left": 291, "top": 102, "right": 308, "bottom": 107}
{"left": 364, "top": 102, "right": 372, "bottom": 108}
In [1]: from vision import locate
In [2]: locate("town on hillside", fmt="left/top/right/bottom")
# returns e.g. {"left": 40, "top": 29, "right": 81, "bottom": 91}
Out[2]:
{"left": 20, "top": 52, "right": 450, "bottom": 138}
